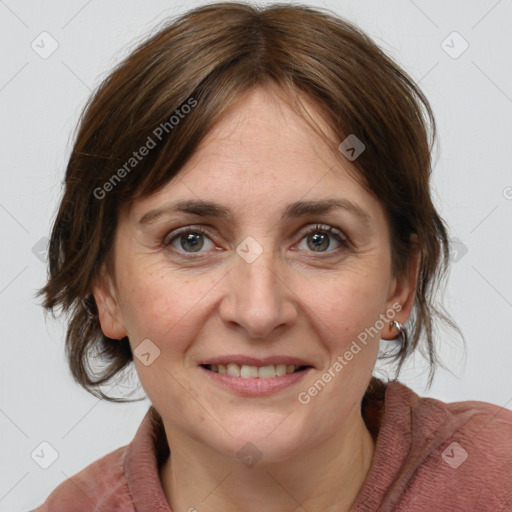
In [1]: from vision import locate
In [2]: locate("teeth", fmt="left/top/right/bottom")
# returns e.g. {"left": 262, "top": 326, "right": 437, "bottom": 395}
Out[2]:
{"left": 207, "top": 363, "right": 302, "bottom": 378}
{"left": 227, "top": 363, "right": 240, "bottom": 377}
{"left": 241, "top": 365, "right": 258, "bottom": 378}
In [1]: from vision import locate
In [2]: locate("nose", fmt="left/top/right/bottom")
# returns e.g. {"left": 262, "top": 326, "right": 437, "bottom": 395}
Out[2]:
{"left": 218, "top": 247, "right": 298, "bottom": 339}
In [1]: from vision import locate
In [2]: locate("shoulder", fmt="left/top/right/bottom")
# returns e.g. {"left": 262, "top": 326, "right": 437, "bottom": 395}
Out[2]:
{"left": 33, "top": 445, "right": 134, "bottom": 512}
{"left": 386, "top": 381, "right": 512, "bottom": 510}
{"left": 413, "top": 387, "right": 512, "bottom": 464}
{"left": 442, "top": 396, "right": 512, "bottom": 468}
{"left": 33, "top": 407, "right": 169, "bottom": 511}
{"left": 386, "top": 380, "right": 512, "bottom": 451}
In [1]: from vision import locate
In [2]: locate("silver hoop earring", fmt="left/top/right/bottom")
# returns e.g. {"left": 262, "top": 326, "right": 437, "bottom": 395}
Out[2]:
{"left": 391, "top": 320, "right": 407, "bottom": 350}
{"left": 392, "top": 320, "right": 403, "bottom": 335}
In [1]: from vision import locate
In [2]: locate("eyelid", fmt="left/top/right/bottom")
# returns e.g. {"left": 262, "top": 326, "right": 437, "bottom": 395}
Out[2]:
{"left": 298, "top": 223, "right": 348, "bottom": 241}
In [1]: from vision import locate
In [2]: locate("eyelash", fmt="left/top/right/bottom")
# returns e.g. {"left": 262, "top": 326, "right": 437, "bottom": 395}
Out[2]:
{"left": 162, "top": 223, "right": 351, "bottom": 256}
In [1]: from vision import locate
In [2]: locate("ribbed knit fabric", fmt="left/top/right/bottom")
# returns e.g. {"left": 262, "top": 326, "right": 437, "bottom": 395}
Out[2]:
{"left": 34, "top": 379, "right": 512, "bottom": 511}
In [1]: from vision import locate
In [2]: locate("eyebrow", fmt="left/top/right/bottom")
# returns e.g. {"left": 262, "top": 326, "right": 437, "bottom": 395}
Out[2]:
{"left": 137, "top": 198, "right": 371, "bottom": 226}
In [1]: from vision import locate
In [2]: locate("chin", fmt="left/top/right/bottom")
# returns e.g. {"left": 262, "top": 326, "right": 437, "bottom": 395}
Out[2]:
{"left": 206, "top": 414, "right": 309, "bottom": 465}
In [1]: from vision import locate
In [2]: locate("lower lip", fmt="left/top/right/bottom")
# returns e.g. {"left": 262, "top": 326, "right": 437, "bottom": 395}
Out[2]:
{"left": 199, "top": 366, "right": 313, "bottom": 396}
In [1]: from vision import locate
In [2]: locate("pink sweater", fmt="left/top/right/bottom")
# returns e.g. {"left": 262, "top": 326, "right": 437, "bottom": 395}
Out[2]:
{"left": 34, "top": 379, "right": 512, "bottom": 511}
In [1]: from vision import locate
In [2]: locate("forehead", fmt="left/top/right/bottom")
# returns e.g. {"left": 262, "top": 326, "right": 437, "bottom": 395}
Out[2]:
{"left": 125, "top": 86, "right": 380, "bottom": 223}
{"left": 184, "top": 86, "right": 340, "bottom": 177}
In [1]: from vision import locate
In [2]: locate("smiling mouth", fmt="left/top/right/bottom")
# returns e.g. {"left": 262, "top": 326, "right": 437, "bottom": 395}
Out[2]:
{"left": 200, "top": 363, "right": 311, "bottom": 378}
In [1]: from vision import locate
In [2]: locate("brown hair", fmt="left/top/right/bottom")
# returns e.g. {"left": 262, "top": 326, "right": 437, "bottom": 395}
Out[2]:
{"left": 37, "top": 2, "right": 460, "bottom": 401}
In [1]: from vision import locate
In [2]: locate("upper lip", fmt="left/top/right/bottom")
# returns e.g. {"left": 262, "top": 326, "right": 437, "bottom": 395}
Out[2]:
{"left": 199, "top": 355, "right": 314, "bottom": 368}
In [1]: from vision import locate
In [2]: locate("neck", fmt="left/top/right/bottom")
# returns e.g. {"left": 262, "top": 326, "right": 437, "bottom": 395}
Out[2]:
{"left": 159, "top": 404, "right": 375, "bottom": 512}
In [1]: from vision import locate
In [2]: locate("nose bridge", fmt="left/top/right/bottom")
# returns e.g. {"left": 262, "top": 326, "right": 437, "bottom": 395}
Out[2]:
{"left": 238, "top": 246, "right": 278, "bottom": 300}
{"left": 220, "top": 239, "right": 295, "bottom": 338}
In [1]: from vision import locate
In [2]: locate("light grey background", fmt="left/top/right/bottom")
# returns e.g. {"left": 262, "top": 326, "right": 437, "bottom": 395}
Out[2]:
{"left": 0, "top": 0, "right": 511, "bottom": 510}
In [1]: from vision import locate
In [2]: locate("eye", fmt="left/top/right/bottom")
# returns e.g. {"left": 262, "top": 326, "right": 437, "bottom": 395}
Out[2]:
{"left": 162, "top": 223, "right": 350, "bottom": 256}
{"left": 296, "top": 223, "right": 350, "bottom": 253}
{"left": 163, "top": 226, "right": 215, "bottom": 253}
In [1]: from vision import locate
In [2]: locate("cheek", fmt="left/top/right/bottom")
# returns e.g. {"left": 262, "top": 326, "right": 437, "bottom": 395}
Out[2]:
{"left": 118, "top": 268, "right": 212, "bottom": 402}
{"left": 306, "top": 268, "right": 390, "bottom": 347}
{"left": 117, "top": 262, "right": 217, "bottom": 348}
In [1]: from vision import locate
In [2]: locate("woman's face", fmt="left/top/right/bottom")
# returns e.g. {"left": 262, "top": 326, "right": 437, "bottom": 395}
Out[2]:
{"left": 93, "top": 86, "right": 415, "bottom": 463}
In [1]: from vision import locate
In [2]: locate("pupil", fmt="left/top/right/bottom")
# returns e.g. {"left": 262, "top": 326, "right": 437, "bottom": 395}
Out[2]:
{"left": 309, "top": 232, "right": 329, "bottom": 252}
{"left": 181, "top": 233, "right": 203, "bottom": 252}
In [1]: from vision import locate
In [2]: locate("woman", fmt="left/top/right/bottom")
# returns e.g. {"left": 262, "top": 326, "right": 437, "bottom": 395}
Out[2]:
{"left": 35, "top": 2, "right": 512, "bottom": 511}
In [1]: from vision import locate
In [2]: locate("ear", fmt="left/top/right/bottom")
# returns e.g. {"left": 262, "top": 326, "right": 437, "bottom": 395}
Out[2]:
{"left": 381, "top": 234, "right": 421, "bottom": 340}
{"left": 90, "top": 264, "right": 128, "bottom": 340}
